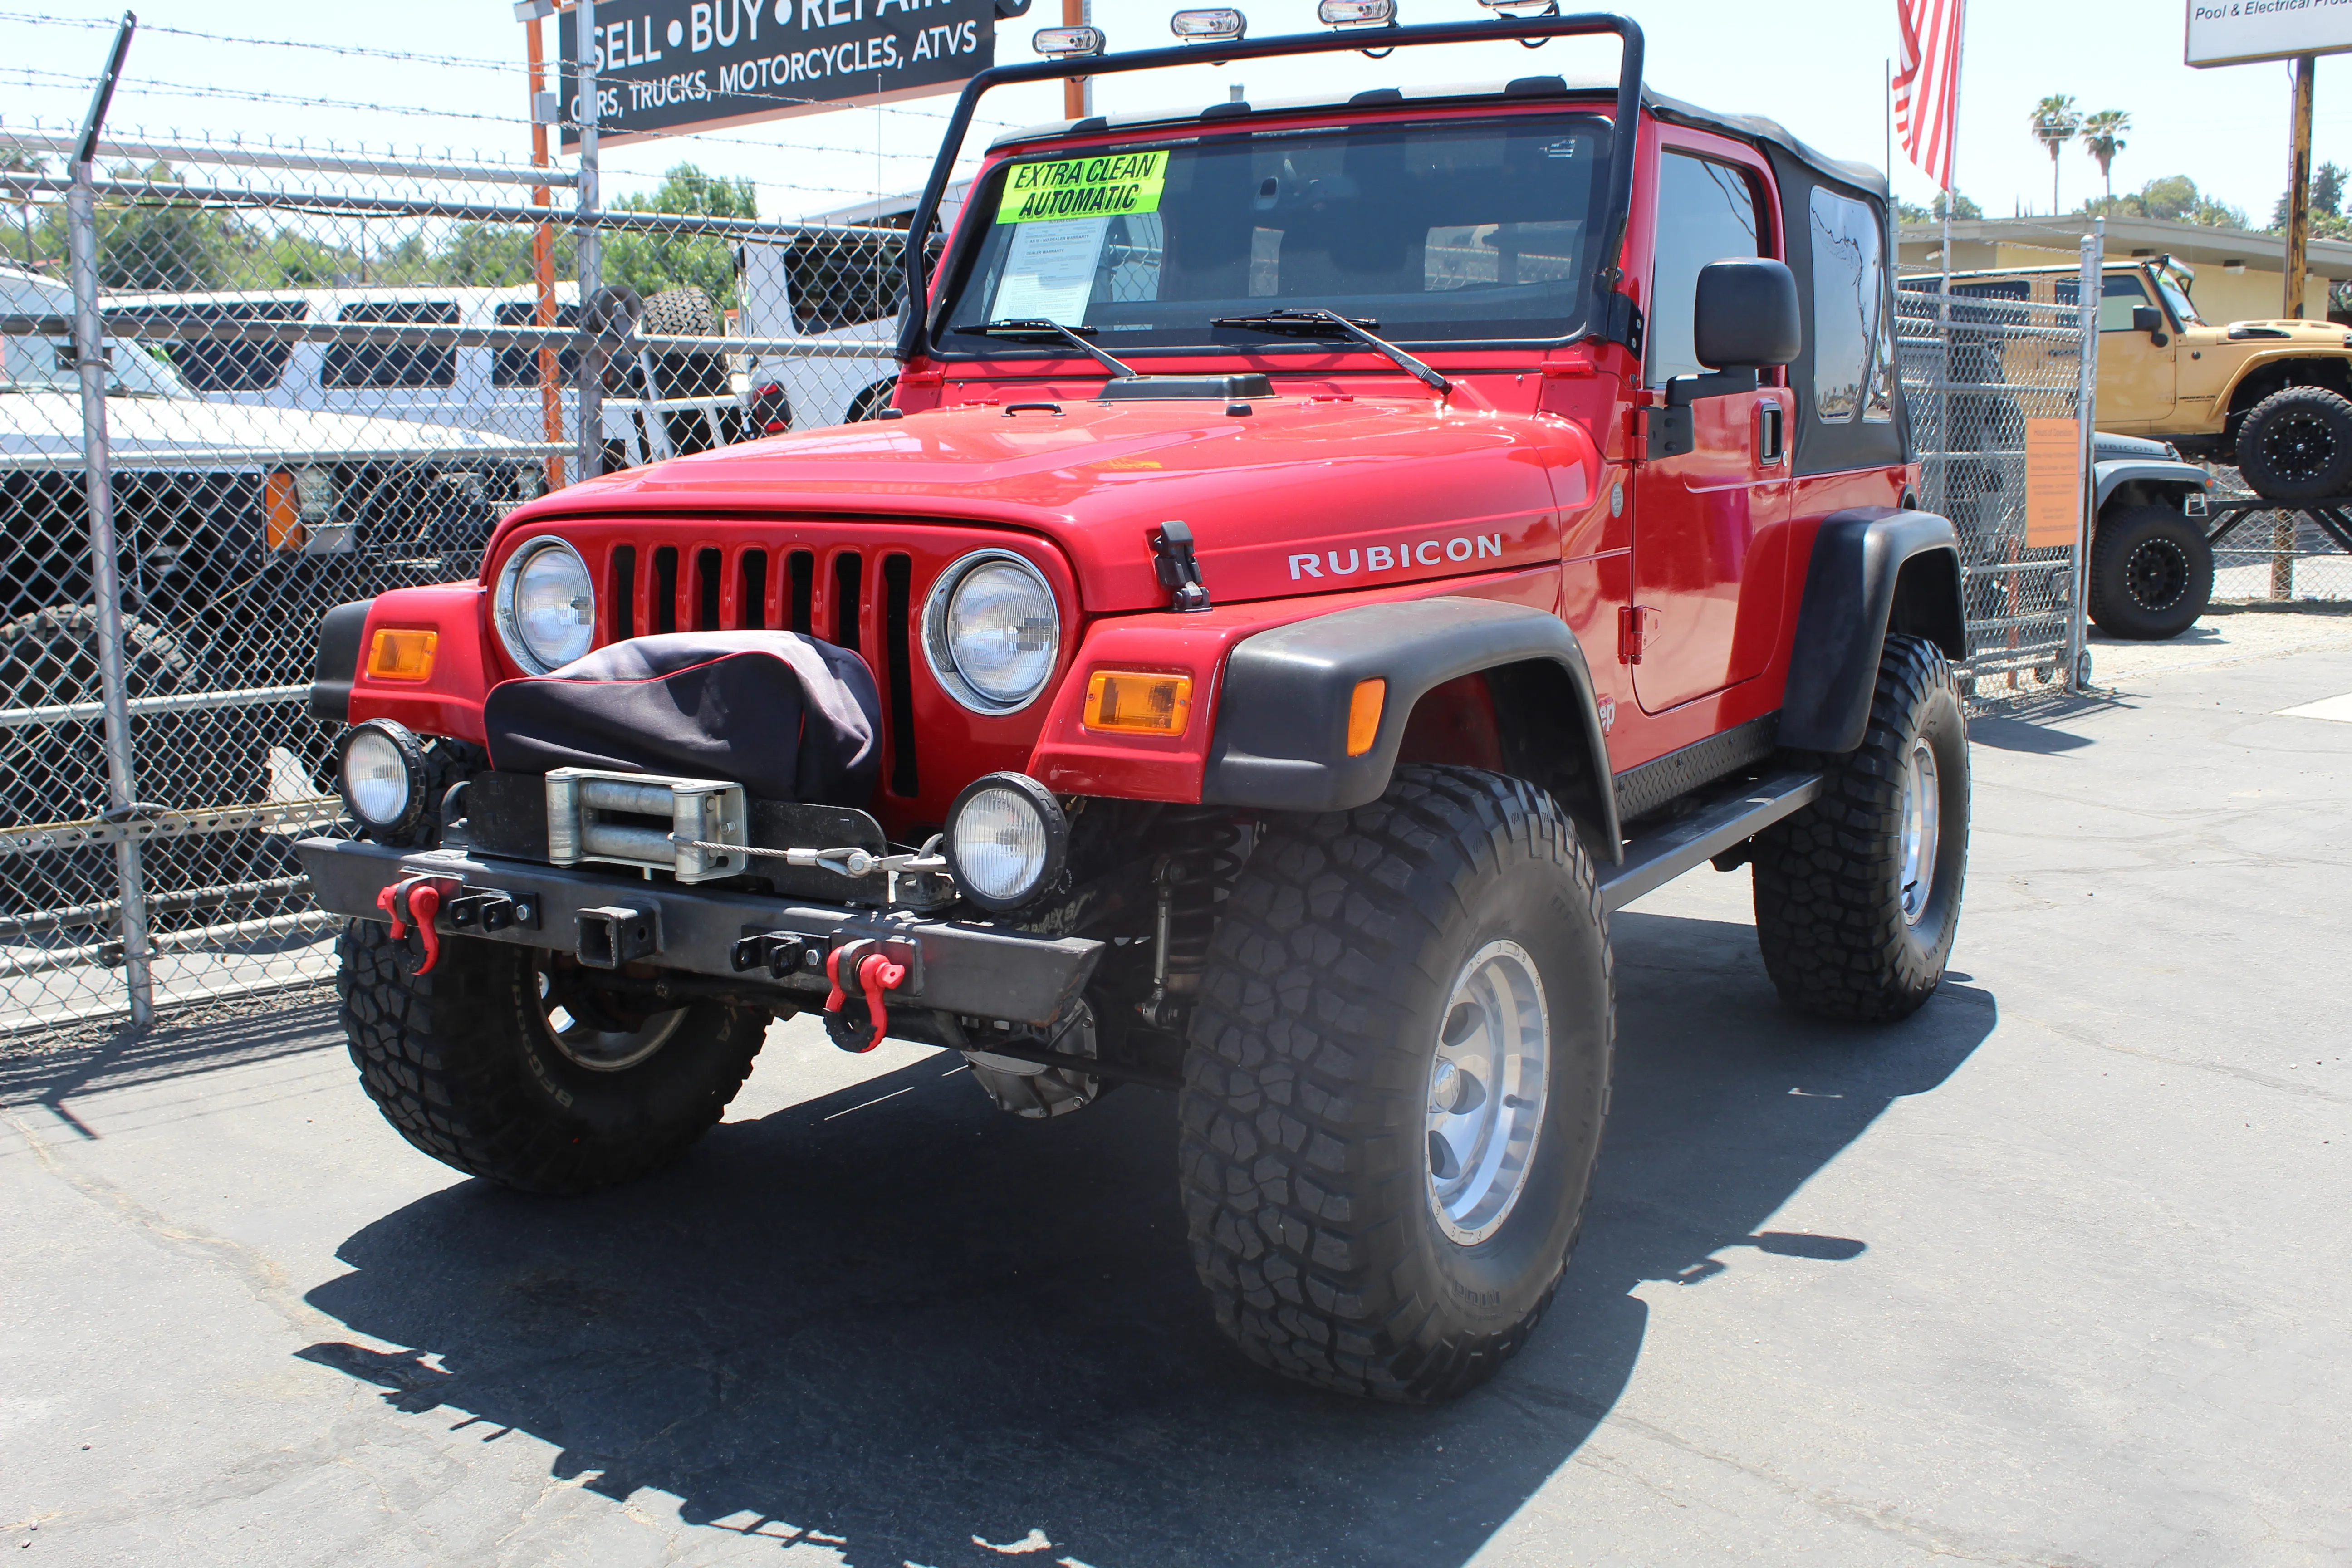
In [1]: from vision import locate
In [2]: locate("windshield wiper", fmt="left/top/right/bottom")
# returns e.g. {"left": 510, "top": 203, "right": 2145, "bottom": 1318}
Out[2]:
{"left": 954, "top": 318, "right": 1136, "bottom": 379}
{"left": 1211, "top": 308, "right": 1451, "bottom": 394}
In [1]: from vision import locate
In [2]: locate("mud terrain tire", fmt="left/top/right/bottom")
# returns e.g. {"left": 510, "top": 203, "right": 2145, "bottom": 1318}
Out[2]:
{"left": 2236, "top": 385, "right": 2352, "bottom": 502}
{"left": 1752, "top": 635, "right": 1969, "bottom": 1023}
{"left": 1180, "top": 766, "right": 1614, "bottom": 1402}
{"left": 2088, "top": 503, "right": 2213, "bottom": 641}
{"left": 338, "top": 919, "right": 765, "bottom": 1195}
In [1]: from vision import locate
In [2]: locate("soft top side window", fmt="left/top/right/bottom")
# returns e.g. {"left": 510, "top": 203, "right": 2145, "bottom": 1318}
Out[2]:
{"left": 1808, "top": 186, "right": 1894, "bottom": 425}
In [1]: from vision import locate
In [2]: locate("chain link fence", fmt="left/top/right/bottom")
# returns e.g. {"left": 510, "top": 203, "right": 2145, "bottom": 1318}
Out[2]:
{"left": 1896, "top": 275, "right": 2096, "bottom": 703}
{"left": 1, "top": 118, "right": 930, "bottom": 1039}
{"left": 2200, "top": 470, "right": 2352, "bottom": 604}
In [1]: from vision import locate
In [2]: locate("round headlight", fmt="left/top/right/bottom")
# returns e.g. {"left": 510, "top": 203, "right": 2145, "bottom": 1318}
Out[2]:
{"left": 495, "top": 537, "right": 596, "bottom": 673}
{"left": 922, "top": 550, "right": 1060, "bottom": 714}
{"left": 339, "top": 719, "right": 425, "bottom": 835}
{"left": 945, "top": 772, "right": 1069, "bottom": 911}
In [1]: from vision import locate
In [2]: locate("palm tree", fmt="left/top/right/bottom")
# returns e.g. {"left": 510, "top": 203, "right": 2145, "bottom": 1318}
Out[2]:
{"left": 2080, "top": 109, "right": 2130, "bottom": 204}
{"left": 2031, "top": 94, "right": 2082, "bottom": 216}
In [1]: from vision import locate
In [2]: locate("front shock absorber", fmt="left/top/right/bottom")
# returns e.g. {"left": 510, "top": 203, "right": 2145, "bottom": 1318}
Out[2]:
{"left": 1137, "top": 806, "right": 1249, "bottom": 1030}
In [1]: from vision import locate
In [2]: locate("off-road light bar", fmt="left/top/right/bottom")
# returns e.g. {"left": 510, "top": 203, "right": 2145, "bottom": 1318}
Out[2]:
{"left": 1032, "top": 25, "right": 1106, "bottom": 55}
{"left": 1318, "top": 0, "right": 1396, "bottom": 26}
{"left": 1170, "top": 7, "right": 1247, "bottom": 41}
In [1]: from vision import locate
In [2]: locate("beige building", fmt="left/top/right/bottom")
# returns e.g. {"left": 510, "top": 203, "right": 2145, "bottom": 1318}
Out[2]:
{"left": 1896, "top": 215, "right": 2352, "bottom": 324}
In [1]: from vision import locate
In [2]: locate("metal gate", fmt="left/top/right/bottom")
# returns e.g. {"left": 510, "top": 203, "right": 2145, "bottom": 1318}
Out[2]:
{"left": 1896, "top": 235, "right": 2100, "bottom": 702}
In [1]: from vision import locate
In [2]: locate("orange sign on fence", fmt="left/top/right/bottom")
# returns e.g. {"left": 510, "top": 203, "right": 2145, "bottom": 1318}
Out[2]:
{"left": 2024, "top": 418, "right": 2084, "bottom": 549}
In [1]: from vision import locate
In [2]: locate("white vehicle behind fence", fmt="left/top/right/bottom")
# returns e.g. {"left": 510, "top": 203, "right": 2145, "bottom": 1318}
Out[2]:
{"left": 3, "top": 261, "right": 544, "bottom": 816}
{"left": 734, "top": 187, "right": 963, "bottom": 431}
{"left": 99, "top": 281, "right": 753, "bottom": 472}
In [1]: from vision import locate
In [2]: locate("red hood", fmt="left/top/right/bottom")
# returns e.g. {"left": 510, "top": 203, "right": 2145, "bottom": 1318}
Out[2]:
{"left": 498, "top": 392, "right": 1599, "bottom": 611}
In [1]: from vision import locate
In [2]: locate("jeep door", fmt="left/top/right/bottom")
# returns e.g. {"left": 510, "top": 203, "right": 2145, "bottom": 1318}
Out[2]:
{"left": 2069, "top": 268, "right": 2176, "bottom": 430}
{"left": 1628, "top": 142, "right": 1789, "bottom": 713}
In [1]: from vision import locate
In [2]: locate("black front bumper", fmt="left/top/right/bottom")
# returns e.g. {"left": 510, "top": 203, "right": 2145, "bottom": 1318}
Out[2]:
{"left": 294, "top": 838, "right": 1102, "bottom": 1026}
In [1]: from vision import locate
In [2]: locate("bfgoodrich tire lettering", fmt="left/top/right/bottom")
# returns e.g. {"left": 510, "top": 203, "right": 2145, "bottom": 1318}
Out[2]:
{"left": 1752, "top": 634, "right": 1970, "bottom": 1022}
{"left": 337, "top": 919, "right": 764, "bottom": 1195}
{"left": 1179, "top": 766, "right": 1613, "bottom": 1402}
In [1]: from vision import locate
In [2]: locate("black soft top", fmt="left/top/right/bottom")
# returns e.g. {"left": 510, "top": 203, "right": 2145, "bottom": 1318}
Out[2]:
{"left": 988, "top": 74, "right": 1887, "bottom": 201}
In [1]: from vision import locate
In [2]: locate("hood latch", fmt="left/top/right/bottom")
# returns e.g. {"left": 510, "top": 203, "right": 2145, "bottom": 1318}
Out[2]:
{"left": 1151, "top": 521, "right": 1211, "bottom": 612}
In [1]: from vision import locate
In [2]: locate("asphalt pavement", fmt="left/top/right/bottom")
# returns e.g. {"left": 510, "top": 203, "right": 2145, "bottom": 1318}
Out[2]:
{"left": 4, "top": 632, "right": 2349, "bottom": 1568}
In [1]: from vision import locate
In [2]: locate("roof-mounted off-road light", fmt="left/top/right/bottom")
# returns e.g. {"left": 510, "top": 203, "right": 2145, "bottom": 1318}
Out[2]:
{"left": 1032, "top": 24, "right": 1106, "bottom": 55}
{"left": 1474, "top": 0, "right": 1557, "bottom": 13}
{"left": 1318, "top": 0, "right": 1396, "bottom": 26}
{"left": 1170, "top": 7, "right": 1247, "bottom": 42}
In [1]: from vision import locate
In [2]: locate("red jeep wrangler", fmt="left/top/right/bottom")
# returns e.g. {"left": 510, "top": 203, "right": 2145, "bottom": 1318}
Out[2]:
{"left": 300, "top": 13, "right": 1970, "bottom": 1403}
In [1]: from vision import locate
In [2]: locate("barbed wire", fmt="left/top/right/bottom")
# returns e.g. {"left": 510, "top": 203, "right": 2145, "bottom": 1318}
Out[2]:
{"left": 0, "top": 9, "right": 524, "bottom": 71}
{"left": 1, "top": 10, "right": 1007, "bottom": 128}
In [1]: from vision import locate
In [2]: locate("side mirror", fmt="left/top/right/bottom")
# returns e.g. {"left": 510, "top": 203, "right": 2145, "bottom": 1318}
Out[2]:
{"left": 2130, "top": 304, "right": 2169, "bottom": 345}
{"left": 1694, "top": 257, "right": 1803, "bottom": 370}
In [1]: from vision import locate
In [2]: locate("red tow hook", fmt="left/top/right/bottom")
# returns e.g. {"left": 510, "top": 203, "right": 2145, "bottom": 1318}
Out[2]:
{"left": 856, "top": 951, "right": 907, "bottom": 1044}
{"left": 822, "top": 941, "right": 908, "bottom": 1052}
{"left": 375, "top": 875, "right": 456, "bottom": 974}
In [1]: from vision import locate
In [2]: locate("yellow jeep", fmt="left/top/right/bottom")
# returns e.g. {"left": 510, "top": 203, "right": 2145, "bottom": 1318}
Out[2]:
{"left": 1938, "top": 257, "right": 2352, "bottom": 500}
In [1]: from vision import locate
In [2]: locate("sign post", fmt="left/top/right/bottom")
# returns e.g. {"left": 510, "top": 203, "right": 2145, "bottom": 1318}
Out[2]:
{"left": 2287, "top": 53, "right": 2316, "bottom": 318}
{"left": 559, "top": 0, "right": 1023, "bottom": 147}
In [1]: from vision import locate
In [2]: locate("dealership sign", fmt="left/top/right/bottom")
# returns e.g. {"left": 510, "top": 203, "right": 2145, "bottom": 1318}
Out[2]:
{"left": 2186, "top": 0, "right": 2352, "bottom": 68}
{"left": 559, "top": 0, "right": 1021, "bottom": 147}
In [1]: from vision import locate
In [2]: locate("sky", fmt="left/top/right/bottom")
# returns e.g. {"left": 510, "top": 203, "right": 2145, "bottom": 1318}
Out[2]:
{"left": 3, "top": 0, "right": 2344, "bottom": 226}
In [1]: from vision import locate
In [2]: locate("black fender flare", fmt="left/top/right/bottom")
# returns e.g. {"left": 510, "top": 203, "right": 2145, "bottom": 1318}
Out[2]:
{"left": 1780, "top": 508, "right": 1968, "bottom": 755}
{"left": 1199, "top": 596, "right": 1620, "bottom": 855}
{"left": 309, "top": 598, "right": 376, "bottom": 722}
{"left": 2093, "top": 457, "right": 2210, "bottom": 514}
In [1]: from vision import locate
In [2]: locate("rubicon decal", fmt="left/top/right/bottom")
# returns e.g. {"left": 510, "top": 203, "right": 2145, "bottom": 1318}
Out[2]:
{"left": 1288, "top": 534, "right": 1505, "bottom": 580}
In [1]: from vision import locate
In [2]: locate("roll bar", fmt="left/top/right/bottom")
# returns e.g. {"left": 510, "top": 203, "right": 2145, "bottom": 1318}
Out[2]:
{"left": 892, "top": 11, "right": 1646, "bottom": 362}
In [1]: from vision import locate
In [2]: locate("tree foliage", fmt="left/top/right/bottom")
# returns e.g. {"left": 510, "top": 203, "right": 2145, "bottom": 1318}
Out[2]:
{"left": 604, "top": 162, "right": 757, "bottom": 309}
{"left": 2267, "top": 160, "right": 2352, "bottom": 239}
{"left": 2083, "top": 175, "right": 2249, "bottom": 230}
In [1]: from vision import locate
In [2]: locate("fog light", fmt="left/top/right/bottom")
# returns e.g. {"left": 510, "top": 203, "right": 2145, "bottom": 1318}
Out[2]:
{"left": 339, "top": 719, "right": 426, "bottom": 836}
{"left": 1318, "top": 0, "right": 1394, "bottom": 23}
{"left": 1083, "top": 670, "right": 1192, "bottom": 735}
{"left": 1170, "top": 6, "right": 1246, "bottom": 40}
{"left": 946, "top": 772, "right": 1068, "bottom": 912}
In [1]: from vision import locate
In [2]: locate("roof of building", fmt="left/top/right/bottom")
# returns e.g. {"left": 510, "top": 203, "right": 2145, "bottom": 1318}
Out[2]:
{"left": 1895, "top": 214, "right": 2352, "bottom": 280}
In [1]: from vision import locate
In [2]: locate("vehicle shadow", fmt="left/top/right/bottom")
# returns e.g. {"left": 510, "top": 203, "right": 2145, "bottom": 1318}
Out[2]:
{"left": 298, "top": 906, "right": 1995, "bottom": 1568}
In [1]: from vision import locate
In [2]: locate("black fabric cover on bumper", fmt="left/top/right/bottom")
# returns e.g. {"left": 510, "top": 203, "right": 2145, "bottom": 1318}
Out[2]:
{"left": 483, "top": 631, "right": 881, "bottom": 806}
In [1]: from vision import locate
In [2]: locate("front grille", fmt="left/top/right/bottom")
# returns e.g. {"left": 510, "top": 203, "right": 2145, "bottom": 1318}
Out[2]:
{"left": 592, "top": 536, "right": 923, "bottom": 803}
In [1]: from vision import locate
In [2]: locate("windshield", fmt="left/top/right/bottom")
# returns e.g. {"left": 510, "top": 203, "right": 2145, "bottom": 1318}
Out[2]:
{"left": 933, "top": 113, "right": 1612, "bottom": 353}
{"left": 2149, "top": 264, "right": 2204, "bottom": 327}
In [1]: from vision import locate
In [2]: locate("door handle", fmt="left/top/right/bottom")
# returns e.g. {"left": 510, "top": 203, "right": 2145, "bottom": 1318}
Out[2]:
{"left": 1755, "top": 401, "right": 1785, "bottom": 465}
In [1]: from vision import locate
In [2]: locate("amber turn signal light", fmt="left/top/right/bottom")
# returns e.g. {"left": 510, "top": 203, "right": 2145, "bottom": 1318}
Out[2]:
{"left": 366, "top": 628, "right": 439, "bottom": 683}
{"left": 1083, "top": 670, "right": 1193, "bottom": 735}
{"left": 1346, "top": 678, "right": 1386, "bottom": 757}
{"left": 263, "top": 468, "right": 304, "bottom": 552}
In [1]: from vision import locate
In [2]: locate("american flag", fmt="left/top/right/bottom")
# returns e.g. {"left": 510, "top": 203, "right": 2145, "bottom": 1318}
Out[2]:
{"left": 1893, "top": 0, "right": 1965, "bottom": 191}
